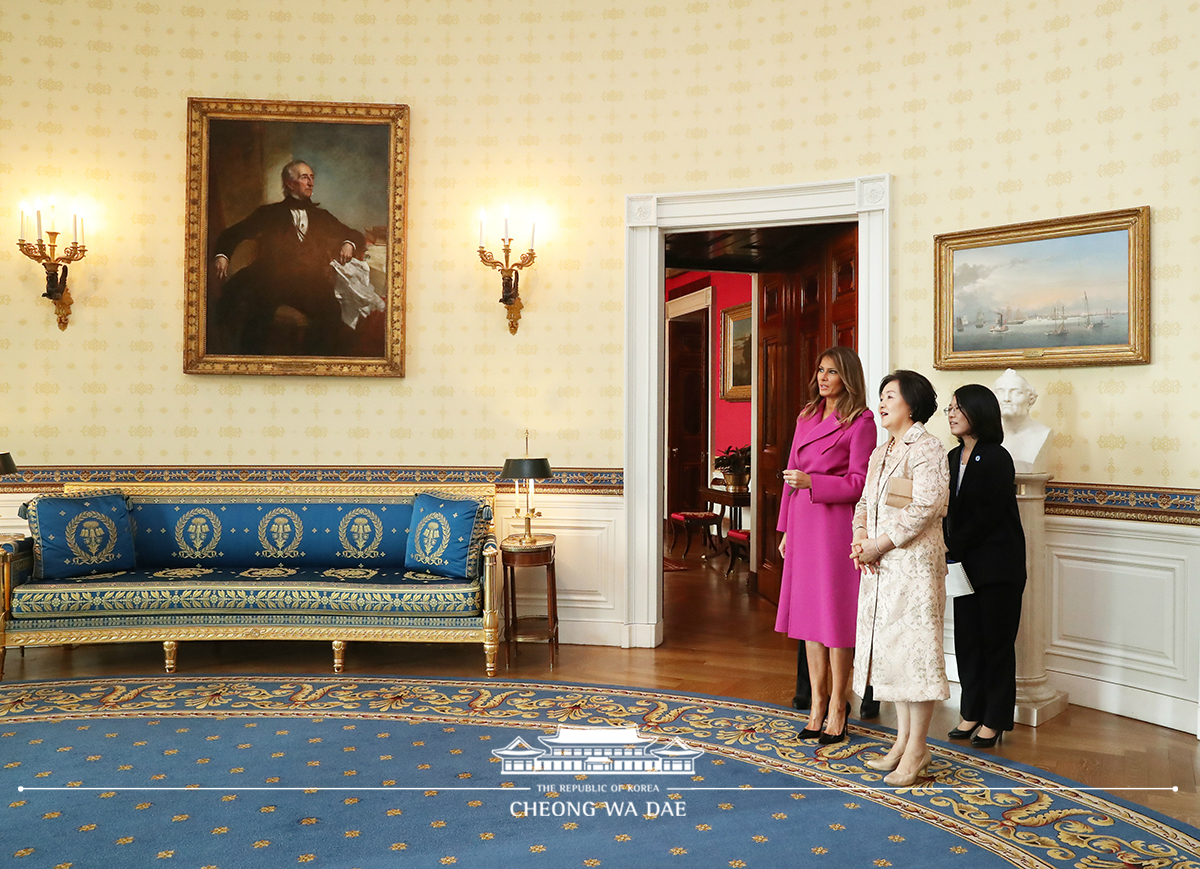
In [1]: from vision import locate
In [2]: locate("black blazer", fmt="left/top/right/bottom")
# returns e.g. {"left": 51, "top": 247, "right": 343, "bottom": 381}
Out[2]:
{"left": 944, "top": 441, "right": 1027, "bottom": 591}
{"left": 214, "top": 199, "right": 366, "bottom": 274}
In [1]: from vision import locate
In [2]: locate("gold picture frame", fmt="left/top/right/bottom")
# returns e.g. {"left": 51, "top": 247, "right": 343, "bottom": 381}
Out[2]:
{"left": 184, "top": 98, "right": 408, "bottom": 376}
{"left": 720, "top": 302, "right": 752, "bottom": 401}
{"left": 934, "top": 206, "right": 1150, "bottom": 369}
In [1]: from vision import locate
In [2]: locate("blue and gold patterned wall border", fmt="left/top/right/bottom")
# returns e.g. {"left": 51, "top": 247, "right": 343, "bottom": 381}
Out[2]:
{"left": 1046, "top": 482, "right": 1200, "bottom": 526}
{"left": 5, "top": 471, "right": 1196, "bottom": 524}
{"left": 0, "top": 466, "right": 624, "bottom": 496}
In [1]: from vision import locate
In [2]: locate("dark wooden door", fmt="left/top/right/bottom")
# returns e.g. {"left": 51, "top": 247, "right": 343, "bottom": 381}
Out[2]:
{"left": 829, "top": 226, "right": 859, "bottom": 351}
{"left": 753, "top": 273, "right": 795, "bottom": 604}
{"left": 666, "top": 311, "right": 709, "bottom": 517}
{"left": 753, "top": 225, "right": 858, "bottom": 604}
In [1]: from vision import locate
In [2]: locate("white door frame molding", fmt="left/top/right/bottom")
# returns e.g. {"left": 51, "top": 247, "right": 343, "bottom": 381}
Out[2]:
{"left": 623, "top": 175, "right": 892, "bottom": 648}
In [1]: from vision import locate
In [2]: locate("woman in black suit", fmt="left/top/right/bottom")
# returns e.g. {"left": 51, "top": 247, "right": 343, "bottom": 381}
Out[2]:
{"left": 943, "top": 384, "right": 1027, "bottom": 748}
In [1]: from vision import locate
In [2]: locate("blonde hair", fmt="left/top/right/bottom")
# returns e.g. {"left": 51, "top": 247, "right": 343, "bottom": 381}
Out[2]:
{"left": 798, "top": 346, "right": 868, "bottom": 428}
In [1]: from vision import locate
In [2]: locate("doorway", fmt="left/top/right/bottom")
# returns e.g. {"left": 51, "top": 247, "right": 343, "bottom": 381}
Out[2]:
{"left": 664, "top": 306, "right": 710, "bottom": 521}
{"left": 662, "top": 224, "right": 858, "bottom": 605}
{"left": 623, "top": 176, "right": 891, "bottom": 649}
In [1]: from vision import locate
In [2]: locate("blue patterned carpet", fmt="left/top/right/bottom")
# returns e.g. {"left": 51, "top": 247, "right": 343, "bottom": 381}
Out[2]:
{"left": 0, "top": 676, "right": 1196, "bottom": 868}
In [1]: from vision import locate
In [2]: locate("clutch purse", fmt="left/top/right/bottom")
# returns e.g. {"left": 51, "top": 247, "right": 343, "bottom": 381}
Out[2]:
{"left": 946, "top": 560, "right": 974, "bottom": 597}
{"left": 884, "top": 476, "right": 912, "bottom": 508}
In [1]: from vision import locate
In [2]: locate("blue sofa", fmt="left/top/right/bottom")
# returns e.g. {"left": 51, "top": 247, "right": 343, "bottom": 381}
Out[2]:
{"left": 0, "top": 482, "right": 500, "bottom": 677}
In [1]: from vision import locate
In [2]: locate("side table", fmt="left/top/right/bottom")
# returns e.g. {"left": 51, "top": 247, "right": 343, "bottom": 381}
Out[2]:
{"left": 499, "top": 533, "right": 557, "bottom": 668}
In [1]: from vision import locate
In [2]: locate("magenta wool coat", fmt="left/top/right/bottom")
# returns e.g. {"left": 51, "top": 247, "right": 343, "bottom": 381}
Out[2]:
{"left": 774, "top": 405, "right": 876, "bottom": 647}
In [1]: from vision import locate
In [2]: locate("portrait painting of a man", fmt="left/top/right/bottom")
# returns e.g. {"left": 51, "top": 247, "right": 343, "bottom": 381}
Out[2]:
{"left": 185, "top": 99, "right": 408, "bottom": 376}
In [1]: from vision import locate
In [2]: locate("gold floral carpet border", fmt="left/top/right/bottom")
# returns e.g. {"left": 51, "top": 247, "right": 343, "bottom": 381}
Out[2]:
{"left": 1, "top": 676, "right": 1197, "bottom": 868}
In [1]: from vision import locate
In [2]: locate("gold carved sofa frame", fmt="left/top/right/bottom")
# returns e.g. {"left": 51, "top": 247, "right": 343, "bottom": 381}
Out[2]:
{"left": 0, "top": 482, "right": 501, "bottom": 678}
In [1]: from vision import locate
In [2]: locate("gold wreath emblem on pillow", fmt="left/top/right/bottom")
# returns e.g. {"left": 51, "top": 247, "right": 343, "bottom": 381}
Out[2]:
{"left": 65, "top": 512, "right": 118, "bottom": 565}
{"left": 411, "top": 512, "right": 452, "bottom": 566}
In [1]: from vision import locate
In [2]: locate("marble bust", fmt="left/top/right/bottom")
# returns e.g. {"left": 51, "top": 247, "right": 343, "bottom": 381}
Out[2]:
{"left": 993, "top": 368, "right": 1051, "bottom": 473}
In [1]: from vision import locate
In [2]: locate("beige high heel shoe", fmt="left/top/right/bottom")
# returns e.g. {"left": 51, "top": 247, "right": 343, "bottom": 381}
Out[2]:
{"left": 883, "top": 751, "right": 933, "bottom": 787}
{"left": 863, "top": 753, "right": 901, "bottom": 772}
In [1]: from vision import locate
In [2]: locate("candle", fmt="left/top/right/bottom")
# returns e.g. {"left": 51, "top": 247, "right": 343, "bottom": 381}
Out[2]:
{"left": 19, "top": 210, "right": 24, "bottom": 242}
{"left": 530, "top": 222, "right": 536, "bottom": 250}
{"left": 478, "top": 210, "right": 484, "bottom": 248}
{"left": 73, "top": 214, "right": 78, "bottom": 245}
{"left": 36, "top": 210, "right": 42, "bottom": 242}
{"left": 503, "top": 205, "right": 509, "bottom": 241}
{"left": 80, "top": 218, "right": 84, "bottom": 248}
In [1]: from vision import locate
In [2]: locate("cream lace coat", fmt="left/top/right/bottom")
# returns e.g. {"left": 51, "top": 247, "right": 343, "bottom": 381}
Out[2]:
{"left": 851, "top": 422, "right": 951, "bottom": 703}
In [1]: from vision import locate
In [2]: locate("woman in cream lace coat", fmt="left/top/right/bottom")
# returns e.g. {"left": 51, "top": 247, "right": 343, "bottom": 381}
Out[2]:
{"left": 851, "top": 369, "right": 950, "bottom": 787}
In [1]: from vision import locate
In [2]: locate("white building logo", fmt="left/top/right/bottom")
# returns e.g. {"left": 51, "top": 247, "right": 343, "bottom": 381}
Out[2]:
{"left": 492, "top": 725, "right": 703, "bottom": 775}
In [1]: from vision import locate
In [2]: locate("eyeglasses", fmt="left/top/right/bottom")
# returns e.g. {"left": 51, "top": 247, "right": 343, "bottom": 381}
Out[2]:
{"left": 943, "top": 405, "right": 961, "bottom": 416}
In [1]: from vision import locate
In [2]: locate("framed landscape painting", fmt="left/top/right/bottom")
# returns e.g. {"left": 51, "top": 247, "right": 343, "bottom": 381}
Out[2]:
{"left": 184, "top": 98, "right": 408, "bottom": 376}
{"left": 933, "top": 207, "right": 1149, "bottom": 369}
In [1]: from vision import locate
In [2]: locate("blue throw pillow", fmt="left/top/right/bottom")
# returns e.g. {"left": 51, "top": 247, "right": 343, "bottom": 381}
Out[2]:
{"left": 404, "top": 493, "right": 483, "bottom": 579}
{"left": 22, "top": 490, "right": 137, "bottom": 580}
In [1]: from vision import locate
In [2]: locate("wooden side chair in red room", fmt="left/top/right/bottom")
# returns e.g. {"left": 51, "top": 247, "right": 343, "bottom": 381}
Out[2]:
{"left": 724, "top": 528, "right": 750, "bottom": 576}
{"left": 668, "top": 481, "right": 722, "bottom": 557}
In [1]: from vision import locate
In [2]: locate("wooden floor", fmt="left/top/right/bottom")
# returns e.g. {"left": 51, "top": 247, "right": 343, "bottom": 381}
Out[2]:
{"left": 5, "top": 545, "right": 1199, "bottom": 829}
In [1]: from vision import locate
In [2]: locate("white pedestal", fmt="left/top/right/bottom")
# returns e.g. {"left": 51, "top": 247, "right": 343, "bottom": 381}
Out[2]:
{"left": 1013, "top": 473, "right": 1069, "bottom": 726}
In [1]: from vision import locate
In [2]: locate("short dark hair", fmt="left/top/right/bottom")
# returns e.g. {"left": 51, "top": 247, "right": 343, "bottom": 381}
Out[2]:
{"left": 878, "top": 369, "right": 938, "bottom": 424}
{"left": 952, "top": 384, "right": 1004, "bottom": 445}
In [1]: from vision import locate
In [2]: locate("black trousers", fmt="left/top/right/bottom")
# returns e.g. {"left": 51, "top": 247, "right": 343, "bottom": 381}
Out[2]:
{"left": 793, "top": 641, "right": 811, "bottom": 705}
{"left": 953, "top": 583, "right": 1024, "bottom": 731}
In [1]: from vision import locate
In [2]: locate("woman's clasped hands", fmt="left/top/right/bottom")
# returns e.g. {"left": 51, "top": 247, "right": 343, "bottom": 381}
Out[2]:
{"left": 851, "top": 531, "right": 893, "bottom": 573}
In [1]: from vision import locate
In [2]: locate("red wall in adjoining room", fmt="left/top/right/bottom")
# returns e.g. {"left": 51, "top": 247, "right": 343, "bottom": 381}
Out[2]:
{"left": 666, "top": 271, "right": 753, "bottom": 466}
{"left": 709, "top": 273, "right": 753, "bottom": 459}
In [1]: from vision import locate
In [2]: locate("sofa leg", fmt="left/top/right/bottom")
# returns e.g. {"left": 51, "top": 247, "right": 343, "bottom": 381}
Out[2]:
{"left": 163, "top": 640, "right": 178, "bottom": 673}
{"left": 332, "top": 640, "right": 346, "bottom": 674}
{"left": 0, "top": 646, "right": 5, "bottom": 680}
{"left": 484, "top": 639, "right": 498, "bottom": 677}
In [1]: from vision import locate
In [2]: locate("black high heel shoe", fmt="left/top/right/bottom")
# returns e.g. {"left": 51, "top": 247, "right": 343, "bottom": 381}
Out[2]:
{"left": 970, "top": 728, "right": 1003, "bottom": 748}
{"left": 948, "top": 722, "right": 982, "bottom": 740}
{"left": 799, "top": 703, "right": 829, "bottom": 739}
{"left": 818, "top": 702, "right": 851, "bottom": 745}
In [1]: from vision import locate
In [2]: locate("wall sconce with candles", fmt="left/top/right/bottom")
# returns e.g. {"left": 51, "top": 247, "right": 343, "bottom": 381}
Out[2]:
{"left": 478, "top": 207, "right": 536, "bottom": 335}
{"left": 17, "top": 202, "right": 87, "bottom": 331}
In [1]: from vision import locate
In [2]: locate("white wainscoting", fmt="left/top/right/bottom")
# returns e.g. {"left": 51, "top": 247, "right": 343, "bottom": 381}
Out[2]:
{"left": 495, "top": 492, "right": 630, "bottom": 648}
{"left": 0, "top": 493, "right": 29, "bottom": 536}
{"left": 1043, "top": 514, "right": 1200, "bottom": 735}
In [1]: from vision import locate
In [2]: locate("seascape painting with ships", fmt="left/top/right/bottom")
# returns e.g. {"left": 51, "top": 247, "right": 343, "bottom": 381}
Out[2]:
{"left": 950, "top": 229, "right": 1130, "bottom": 353}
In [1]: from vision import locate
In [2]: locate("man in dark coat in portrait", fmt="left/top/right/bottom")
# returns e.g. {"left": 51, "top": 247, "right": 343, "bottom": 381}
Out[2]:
{"left": 211, "top": 160, "right": 366, "bottom": 356}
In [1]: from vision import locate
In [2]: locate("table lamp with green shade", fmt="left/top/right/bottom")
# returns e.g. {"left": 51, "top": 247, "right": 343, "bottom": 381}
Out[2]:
{"left": 499, "top": 434, "right": 553, "bottom": 544}
{"left": 0, "top": 453, "right": 17, "bottom": 475}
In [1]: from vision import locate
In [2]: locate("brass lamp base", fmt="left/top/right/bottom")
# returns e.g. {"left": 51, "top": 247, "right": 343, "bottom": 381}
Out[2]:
{"left": 515, "top": 512, "right": 538, "bottom": 544}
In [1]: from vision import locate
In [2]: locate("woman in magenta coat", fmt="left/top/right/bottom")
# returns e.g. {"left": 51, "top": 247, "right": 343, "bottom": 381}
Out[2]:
{"left": 776, "top": 346, "right": 875, "bottom": 743}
